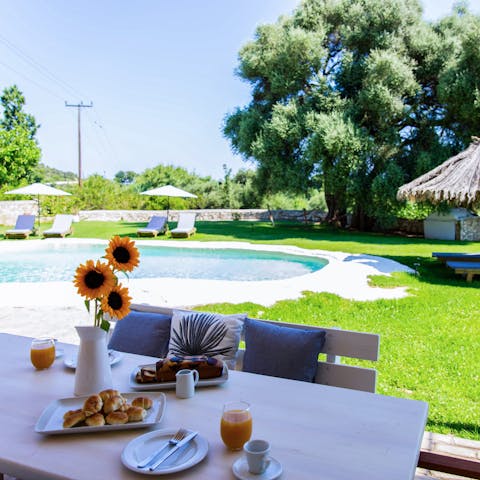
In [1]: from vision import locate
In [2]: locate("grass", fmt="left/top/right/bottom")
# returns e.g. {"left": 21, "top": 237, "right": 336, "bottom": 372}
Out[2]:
{"left": 2, "top": 219, "right": 480, "bottom": 439}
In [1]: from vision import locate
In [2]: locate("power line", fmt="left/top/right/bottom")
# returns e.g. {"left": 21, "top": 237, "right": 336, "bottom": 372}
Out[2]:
{"left": 65, "top": 101, "right": 93, "bottom": 186}
{"left": 0, "top": 60, "right": 64, "bottom": 101}
{"left": 0, "top": 33, "right": 119, "bottom": 177}
{"left": 0, "top": 33, "right": 86, "bottom": 100}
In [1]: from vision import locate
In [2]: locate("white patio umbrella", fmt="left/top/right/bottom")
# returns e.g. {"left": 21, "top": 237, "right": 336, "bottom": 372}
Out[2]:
{"left": 5, "top": 182, "right": 72, "bottom": 228}
{"left": 140, "top": 184, "right": 197, "bottom": 220}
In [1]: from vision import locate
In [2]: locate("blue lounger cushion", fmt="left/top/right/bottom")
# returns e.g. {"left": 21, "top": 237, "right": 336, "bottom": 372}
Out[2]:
{"left": 242, "top": 318, "right": 326, "bottom": 382}
{"left": 108, "top": 310, "right": 172, "bottom": 357}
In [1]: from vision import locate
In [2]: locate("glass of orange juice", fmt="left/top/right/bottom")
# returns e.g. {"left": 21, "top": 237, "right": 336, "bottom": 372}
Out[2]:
{"left": 30, "top": 338, "right": 56, "bottom": 370}
{"left": 220, "top": 401, "right": 252, "bottom": 450}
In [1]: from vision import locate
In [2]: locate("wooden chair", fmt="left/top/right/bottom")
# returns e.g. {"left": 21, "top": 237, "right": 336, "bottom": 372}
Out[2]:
{"left": 432, "top": 252, "right": 480, "bottom": 263}
{"left": 169, "top": 213, "right": 197, "bottom": 238}
{"left": 446, "top": 261, "right": 480, "bottom": 282}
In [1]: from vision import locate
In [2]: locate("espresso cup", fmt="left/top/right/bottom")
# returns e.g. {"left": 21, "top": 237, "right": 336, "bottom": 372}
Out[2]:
{"left": 243, "top": 439, "right": 270, "bottom": 474}
{"left": 175, "top": 369, "right": 199, "bottom": 399}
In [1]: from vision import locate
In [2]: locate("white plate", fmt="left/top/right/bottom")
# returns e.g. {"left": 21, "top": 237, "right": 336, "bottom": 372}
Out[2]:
{"left": 129, "top": 363, "right": 228, "bottom": 391}
{"left": 232, "top": 456, "right": 283, "bottom": 480}
{"left": 55, "top": 348, "right": 64, "bottom": 359}
{"left": 35, "top": 392, "right": 166, "bottom": 435}
{"left": 122, "top": 428, "right": 208, "bottom": 475}
{"left": 64, "top": 350, "right": 123, "bottom": 369}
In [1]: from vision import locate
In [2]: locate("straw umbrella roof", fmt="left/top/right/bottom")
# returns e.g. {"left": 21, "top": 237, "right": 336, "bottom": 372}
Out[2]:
{"left": 397, "top": 137, "right": 480, "bottom": 207}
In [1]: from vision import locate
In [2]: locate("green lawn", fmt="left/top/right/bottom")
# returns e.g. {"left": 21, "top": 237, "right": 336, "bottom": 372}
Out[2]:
{"left": 2, "top": 219, "right": 480, "bottom": 439}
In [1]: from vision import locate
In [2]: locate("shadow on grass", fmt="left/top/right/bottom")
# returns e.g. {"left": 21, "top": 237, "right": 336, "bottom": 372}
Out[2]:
{"left": 427, "top": 419, "right": 480, "bottom": 438}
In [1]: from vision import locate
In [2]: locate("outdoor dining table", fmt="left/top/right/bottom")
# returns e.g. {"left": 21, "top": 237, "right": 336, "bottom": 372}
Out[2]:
{"left": 0, "top": 333, "right": 428, "bottom": 480}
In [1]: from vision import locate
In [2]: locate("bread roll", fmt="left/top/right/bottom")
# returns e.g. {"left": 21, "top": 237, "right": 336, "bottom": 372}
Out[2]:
{"left": 63, "top": 408, "right": 82, "bottom": 420}
{"left": 83, "top": 395, "right": 103, "bottom": 417}
{"left": 85, "top": 413, "right": 105, "bottom": 427}
{"left": 132, "top": 397, "right": 153, "bottom": 410}
{"left": 63, "top": 409, "right": 85, "bottom": 428}
{"left": 103, "top": 395, "right": 124, "bottom": 414}
{"left": 105, "top": 411, "right": 128, "bottom": 425}
{"left": 99, "top": 389, "right": 120, "bottom": 401}
{"left": 126, "top": 406, "right": 146, "bottom": 422}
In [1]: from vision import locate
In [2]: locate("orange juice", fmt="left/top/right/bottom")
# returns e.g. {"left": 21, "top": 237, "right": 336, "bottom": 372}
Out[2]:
{"left": 221, "top": 409, "right": 252, "bottom": 450}
{"left": 30, "top": 339, "right": 55, "bottom": 369}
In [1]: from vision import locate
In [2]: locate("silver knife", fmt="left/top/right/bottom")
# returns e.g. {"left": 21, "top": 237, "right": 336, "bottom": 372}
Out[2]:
{"left": 149, "top": 431, "right": 198, "bottom": 471}
{"left": 137, "top": 440, "right": 171, "bottom": 468}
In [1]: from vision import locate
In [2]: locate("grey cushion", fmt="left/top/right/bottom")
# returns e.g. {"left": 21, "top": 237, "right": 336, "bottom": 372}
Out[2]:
{"left": 108, "top": 311, "right": 171, "bottom": 357}
{"left": 242, "top": 318, "right": 326, "bottom": 382}
{"left": 168, "top": 310, "right": 245, "bottom": 369}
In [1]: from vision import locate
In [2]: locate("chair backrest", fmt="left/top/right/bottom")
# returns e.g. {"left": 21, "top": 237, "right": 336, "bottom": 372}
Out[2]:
{"left": 176, "top": 212, "right": 196, "bottom": 230}
{"left": 130, "top": 304, "right": 379, "bottom": 393}
{"left": 51, "top": 214, "right": 73, "bottom": 230}
{"left": 147, "top": 216, "right": 167, "bottom": 230}
{"left": 15, "top": 214, "right": 35, "bottom": 230}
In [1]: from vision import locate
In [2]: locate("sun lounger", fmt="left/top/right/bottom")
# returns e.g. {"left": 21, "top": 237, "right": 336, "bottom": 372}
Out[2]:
{"left": 446, "top": 261, "right": 480, "bottom": 282}
{"left": 5, "top": 214, "right": 36, "bottom": 239}
{"left": 43, "top": 214, "right": 74, "bottom": 238}
{"left": 170, "top": 212, "right": 197, "bottom": 238}
{"left": 432, "top": 252, "right": 480, "bottom": 263}
{"left": 137, "top": 215, "right": 168, "bottom": 237}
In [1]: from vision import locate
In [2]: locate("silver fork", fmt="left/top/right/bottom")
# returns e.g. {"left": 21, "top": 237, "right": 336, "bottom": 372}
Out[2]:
{"left": 137, "top": 428, "right": 188, "bottom": 468}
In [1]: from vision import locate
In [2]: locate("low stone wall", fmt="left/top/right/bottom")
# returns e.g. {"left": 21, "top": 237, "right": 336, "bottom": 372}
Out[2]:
{"left": 460, "top": 217, "right": 480, "bottom": 241}
{"left": 78, "top": 209, "right": 327, "bottom": 223}
{"left": 0, "top": 201, "right": 38, "bottom": 225}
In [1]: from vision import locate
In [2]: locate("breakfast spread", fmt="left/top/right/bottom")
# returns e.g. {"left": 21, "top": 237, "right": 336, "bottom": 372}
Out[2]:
{"left": 62, "top": 389, "right": 152, "bottom": 428}
{"left": 135, "top": 355, "right": 224, "bottom": 383}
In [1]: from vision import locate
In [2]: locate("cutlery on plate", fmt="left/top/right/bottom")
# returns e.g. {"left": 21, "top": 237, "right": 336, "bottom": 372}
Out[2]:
{"left": 137, "top": 428, "right": 188, "bottom": 468}
{"left": 149, "top": 431, "right": 198, "bottom": 471}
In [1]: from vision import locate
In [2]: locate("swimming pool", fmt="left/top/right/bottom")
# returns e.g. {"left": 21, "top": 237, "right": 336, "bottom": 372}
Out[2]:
{"left": 0, "top": 243, "right": 328, "bottom": 283}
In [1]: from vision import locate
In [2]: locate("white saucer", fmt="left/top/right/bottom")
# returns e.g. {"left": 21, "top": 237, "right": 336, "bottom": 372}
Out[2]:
{"left": 64, "top": 350, "right": 122, "bottom": 369}
{"left": 232, "top": 456, "right": 282, "bottom": 480}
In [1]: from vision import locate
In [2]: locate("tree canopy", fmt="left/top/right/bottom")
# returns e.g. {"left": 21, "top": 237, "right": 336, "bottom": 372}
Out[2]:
{"left": 224, "top": 0, "right": 480, "bottom": 229}
{"left": 0, "top": 85, "right": 41, "bottom": 185}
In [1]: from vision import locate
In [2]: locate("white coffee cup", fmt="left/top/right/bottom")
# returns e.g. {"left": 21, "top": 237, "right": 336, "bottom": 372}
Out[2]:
{"left": 243, "top": 439, "right": 271, "bottom": 474}
{"left": 175, "top": 369, "right": 199, "bottom": 399}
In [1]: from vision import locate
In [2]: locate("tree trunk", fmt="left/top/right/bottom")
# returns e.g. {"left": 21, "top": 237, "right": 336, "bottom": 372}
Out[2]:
{"left": 325, "top": 193, "right": 347, "bottom": 227}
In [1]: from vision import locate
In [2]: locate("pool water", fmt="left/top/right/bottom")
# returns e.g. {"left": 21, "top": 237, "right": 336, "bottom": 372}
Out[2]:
{"left": 0, "top": 243, "right": 327, "bottom": 283}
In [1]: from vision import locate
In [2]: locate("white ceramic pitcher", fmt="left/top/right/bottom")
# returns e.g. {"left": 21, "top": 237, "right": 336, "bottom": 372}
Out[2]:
{"left": 175, "top": 369, "right": 199, "bottom": 398}
{"left": 74, "top": 326, "right": 113, "bottom": 396}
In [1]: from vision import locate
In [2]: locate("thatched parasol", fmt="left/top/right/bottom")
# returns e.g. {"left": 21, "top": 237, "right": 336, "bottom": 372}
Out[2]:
{"left": 397, "top": 137, "right": 480, "bottom": 207}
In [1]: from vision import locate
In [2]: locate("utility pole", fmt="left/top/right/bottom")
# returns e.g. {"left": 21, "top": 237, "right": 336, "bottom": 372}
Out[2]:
{"left": 65, "top": 101, "right": 93, "bottom": 186}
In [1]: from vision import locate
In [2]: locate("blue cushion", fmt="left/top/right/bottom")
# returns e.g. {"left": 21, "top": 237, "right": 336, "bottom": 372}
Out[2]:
{"left": 242, "top": 318, "right": 326, "bottom": 382}
{"left": 108, "top": 311, "right": 171, "bottom": 357}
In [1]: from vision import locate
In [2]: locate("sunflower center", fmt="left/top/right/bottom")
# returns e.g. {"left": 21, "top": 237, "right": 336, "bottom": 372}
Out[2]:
{"left": 113, "top": 246, "right": 130, "bottom": 264}
{"left": 85, "top": 270, "right": 105, "bottom": 289}
{"left": 108, "top": 291, "right": 123, "bottom": 310}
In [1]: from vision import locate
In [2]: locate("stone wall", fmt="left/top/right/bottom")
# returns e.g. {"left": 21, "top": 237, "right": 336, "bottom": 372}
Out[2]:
{"left": 0, "top": 201, "right": 38, "bottom": 225}
{"left": 460, "top": 217, "right": 480, "bottom": 241}
{"left": 77, "top": 209, "right": 327, "bottom": 223}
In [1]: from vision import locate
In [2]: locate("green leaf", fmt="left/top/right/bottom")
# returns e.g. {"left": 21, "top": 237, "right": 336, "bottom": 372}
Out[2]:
{"left": 100, "top": 319, "right": 110, "bottom": 333}
{"left": 84, "top": 299, "right": 90, "bottom": 313}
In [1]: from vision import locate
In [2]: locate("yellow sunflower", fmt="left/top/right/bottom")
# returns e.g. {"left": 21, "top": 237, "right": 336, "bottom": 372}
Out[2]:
{"left": 105, "top": 236, "right": 140, "bottom": 272}
{"left": 101, "top": 284, "right": 131, "bottom": 320}
{"left": 74, "top": 260, "right": 116, "bottom": 300}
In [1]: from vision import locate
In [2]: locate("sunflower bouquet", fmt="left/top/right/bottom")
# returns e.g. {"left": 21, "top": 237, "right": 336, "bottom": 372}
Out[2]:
{"left": 74, "top": 236, "right": 140, "bottom": 332}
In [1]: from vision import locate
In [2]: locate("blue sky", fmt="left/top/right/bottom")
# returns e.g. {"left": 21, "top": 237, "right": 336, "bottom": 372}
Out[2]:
{"left": 0, "top": 0, "right": 479, "bottom": 181}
